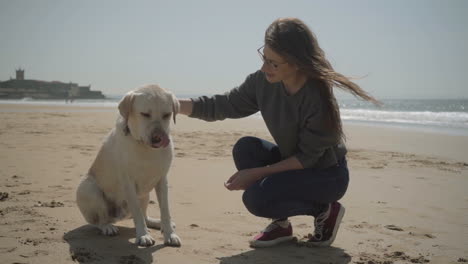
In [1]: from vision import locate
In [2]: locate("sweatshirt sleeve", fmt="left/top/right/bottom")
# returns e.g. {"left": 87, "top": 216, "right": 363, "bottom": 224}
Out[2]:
{"left": 189, "top": 73, "right": 259, "bottom": 121}
{"left": 294, "top": 104, "right": 341, "bottom": 168}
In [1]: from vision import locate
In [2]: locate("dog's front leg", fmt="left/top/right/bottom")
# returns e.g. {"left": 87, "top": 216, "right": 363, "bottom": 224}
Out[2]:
{"left": 156, "top": 177, "right": 181, "bottom": 247}
{"left": 123, "top": 178, "right": 155, "bottom": 247}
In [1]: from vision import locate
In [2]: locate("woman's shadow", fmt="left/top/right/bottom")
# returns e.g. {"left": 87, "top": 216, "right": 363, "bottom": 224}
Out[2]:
{"left": 64, "top": 226, "right": 352, "bottom": 264}
{"left": 217, "top": 241, "right": 352, "bottom": 264}
{"left": 63, "top": 225, "right": 165, "bottom": 264}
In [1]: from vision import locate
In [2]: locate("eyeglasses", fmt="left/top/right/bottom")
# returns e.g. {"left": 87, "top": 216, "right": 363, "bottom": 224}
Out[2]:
{"left": 257, "top": 46, "right": 287, "bottom": 69}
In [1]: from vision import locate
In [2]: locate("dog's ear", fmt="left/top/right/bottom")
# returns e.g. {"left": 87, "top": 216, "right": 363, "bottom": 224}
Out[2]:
{"left": 171, "top": 94, "right": 180, "bottom": 124}
{"left": 118, "top": 92, "right": 135, "bottom": 121}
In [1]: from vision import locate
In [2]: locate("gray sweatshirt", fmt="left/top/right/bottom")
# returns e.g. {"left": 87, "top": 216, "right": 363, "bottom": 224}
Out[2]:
{"left": 189, "top": 70, "right": 347, "bottom": 169}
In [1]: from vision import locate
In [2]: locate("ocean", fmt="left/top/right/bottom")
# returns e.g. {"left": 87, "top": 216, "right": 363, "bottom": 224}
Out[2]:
{"left": 339, "top": 98, "right": 468, "bottom": 135}
{"left": 1, "top": 96, "right": 467, "bottom": 136}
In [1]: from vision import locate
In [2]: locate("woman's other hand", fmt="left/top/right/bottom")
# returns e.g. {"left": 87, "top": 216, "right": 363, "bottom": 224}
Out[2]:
{"left": 224, "top": 156, "right": 303, "bottom": 191}
{"left": 224, "top": 168, "right": 262, "bottom": 191}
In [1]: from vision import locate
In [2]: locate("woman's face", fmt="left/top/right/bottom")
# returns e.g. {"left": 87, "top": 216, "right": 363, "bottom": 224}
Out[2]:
{"left": 259, "top": 45, "right": 299, "bottom": 83}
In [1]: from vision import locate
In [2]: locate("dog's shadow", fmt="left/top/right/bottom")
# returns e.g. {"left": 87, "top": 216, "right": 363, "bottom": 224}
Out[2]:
{"left": 217, "top": 242, "right": 352, "bottom": 264}
{"left": 63, "top": 225, "right": 165, "bottom": 264}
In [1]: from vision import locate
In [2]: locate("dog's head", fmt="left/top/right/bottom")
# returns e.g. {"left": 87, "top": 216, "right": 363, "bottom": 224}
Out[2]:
{"left": 118, "top": 84, "right": 179, "bottom": 148}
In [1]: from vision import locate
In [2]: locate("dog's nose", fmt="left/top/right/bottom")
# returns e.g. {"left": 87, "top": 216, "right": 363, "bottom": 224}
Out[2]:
{"left": 152, "top": 135, "right": 162, "bottom": 144}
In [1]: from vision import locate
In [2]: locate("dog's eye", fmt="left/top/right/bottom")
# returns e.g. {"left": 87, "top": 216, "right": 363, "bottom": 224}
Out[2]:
{"left": 162, "top": 113, "right": 172, "bottom": 120}
{"left": 140, "top": 112, "right": 151, "bottom": 118}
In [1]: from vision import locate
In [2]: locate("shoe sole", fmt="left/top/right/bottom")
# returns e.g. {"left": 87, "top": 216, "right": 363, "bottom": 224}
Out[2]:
{"left": 309, "top": 206, "right": 346, "bottom": 247}
{"left": 249, "top": 235, "right": 294, "bottom": 248}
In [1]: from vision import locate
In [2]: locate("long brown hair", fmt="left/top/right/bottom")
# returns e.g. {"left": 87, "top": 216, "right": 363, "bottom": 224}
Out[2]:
{"left": 265, "top": 18, "right": 380, "bottom": 139}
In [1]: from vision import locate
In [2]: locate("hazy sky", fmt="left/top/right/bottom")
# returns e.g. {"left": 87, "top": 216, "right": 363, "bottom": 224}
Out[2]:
{"left": 1, "top": 0, "right": 467, "bottom": 99}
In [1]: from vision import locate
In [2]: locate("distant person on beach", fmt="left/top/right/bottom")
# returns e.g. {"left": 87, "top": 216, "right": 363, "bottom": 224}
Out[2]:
{"left": 178, "top": 17, "right": 379, "bottom": 247}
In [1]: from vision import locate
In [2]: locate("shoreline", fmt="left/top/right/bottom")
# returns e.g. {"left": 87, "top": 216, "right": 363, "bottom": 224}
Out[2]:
{"left": 344, "top": 119, "right": 468, "bottom": 137}
{"left": 1, "top": 102, "right": 467, "bottom": 138}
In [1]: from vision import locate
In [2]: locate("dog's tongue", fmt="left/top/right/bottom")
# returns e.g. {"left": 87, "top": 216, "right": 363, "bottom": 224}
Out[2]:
{"left": 152, "top": 133, "right": 170, "bottom": 148}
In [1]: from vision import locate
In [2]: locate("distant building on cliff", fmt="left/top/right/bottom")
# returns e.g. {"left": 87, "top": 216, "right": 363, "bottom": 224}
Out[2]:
{"left": 0, "top": 69, "right": 105, "bottom": 99}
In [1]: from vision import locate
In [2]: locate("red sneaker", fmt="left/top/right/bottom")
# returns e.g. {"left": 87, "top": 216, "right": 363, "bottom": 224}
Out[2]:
{"left": 249, "top": 220, "right": 294, "bottom": 248}
{"left": 307, "top": 202, "right": 345, "bottom": 247}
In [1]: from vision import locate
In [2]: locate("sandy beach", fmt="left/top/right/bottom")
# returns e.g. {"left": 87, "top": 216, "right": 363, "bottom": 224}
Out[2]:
{"left": 0, "top": 103, "right": 467, "bottom": 264}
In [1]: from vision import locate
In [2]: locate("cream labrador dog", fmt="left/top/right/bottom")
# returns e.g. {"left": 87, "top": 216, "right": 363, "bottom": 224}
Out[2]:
{"left": 76, "top": 84, "right": 181, "bottom": 247}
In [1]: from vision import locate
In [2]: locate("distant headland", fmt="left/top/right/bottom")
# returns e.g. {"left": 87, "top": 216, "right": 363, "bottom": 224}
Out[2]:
{"left": 0, "top": 69, "right": 105, "bottom": 99}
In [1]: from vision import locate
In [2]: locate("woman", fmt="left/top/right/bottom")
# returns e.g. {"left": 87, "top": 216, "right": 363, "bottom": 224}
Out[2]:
{"left": 178, "top": 17, "right": 379, "bottom": 248}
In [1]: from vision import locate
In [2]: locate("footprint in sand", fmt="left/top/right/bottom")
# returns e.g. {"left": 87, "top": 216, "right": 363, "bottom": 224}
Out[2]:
{"left": 356, "top": 251, "right": 431, "bottom": 264}
{"left": 384, "top": 251, "right": 430, "bottom": 263}
{"left": 385, "top": 224, "right": 404, "bottom": 231}
{"left": 70, "top": 248, "right": 102, "bottom": 263}
{"left": 19, "top": 238, "right": 41, "bottom": 246}
{"left": 34, "top": 200, "right": 65, "bottom": 208}
{"left": 408, "top": 232, "right": 436, "bottom": 239}
{"left": 0, "top": 192, "right": 9, "bottom": 201}
{"left": 119, "top": 254, "right": 145, "bottom": 264}
{"left": 18, "top": 249, "right": 49, "bottom": 258}
{"left": 0, "top": 246, "right": 17, "bottom": 253}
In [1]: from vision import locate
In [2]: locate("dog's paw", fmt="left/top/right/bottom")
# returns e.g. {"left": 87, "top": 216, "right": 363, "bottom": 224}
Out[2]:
{"left": 136, "top": 234, "right": 155, "bottom": 247}
{"left": 164, "top": 233, "right": 181, "bottom": 247}
{"left": 99, "top": 224, "right": 119, "bottom": 236}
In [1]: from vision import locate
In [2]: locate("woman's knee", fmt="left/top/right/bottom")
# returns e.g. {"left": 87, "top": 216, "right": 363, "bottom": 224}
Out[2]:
{"left": 232, "top": 136, "right": 260, "bottom": 157}
{"left": 232, "top": 136, "right": 261, "bottom": 170}
{"left": 242, "top": 187, "right": 268, "bottom": 217}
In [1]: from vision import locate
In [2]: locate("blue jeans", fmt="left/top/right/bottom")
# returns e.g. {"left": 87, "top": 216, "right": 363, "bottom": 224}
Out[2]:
{"left": 233, "top": 136, "right": 349, "bottom": 219}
